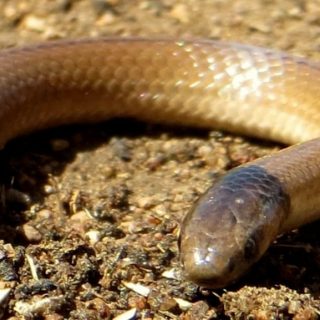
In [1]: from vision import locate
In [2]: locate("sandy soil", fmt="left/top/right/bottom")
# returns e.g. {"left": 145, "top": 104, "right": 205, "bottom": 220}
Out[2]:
{"left": 0, "top": 0, "right": 319, "bottom": 319}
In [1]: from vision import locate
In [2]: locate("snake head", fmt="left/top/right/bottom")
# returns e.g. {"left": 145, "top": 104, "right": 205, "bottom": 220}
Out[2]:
{"left": 179, "top": 165, "right": 289, "bottom": 288}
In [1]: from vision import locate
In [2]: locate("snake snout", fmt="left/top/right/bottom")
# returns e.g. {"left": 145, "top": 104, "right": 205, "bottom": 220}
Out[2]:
{"left": 180, "top": 165, "right": 289, "bottom": 288}
{"left": 180, "top": 234, "right": 241, "bottom": 288}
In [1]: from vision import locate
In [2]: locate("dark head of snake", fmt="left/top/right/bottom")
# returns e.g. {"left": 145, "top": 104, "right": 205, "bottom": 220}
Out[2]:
{"left": 179, "top": 165, "right": 290, "bottom": 288}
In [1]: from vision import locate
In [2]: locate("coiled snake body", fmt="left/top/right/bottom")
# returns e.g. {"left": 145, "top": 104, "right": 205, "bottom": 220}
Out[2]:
{"left": 1, "top": 38, "right": 320, "bottom": 288}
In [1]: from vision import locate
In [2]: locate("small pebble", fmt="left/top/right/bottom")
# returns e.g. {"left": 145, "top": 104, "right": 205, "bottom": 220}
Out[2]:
{"left": 122, "top": 281, "right": 150, "bottom": 297}
{"left": 128, "top": 296, "right": 147, "bottom": 310}
{"left": 174, "top": 297, "right": 192, "bottom": 311}
{"left": 85, "top": 230, "right": 101, "bottom": 245}
{"left": 159, "top": 297, "right": 178, "bottom": 312}
{"left": 24, "top": 15, "right": 46, "bottom": 32}
{"left": 43, "top": 184, "right": 56, "bottom": 195}
{"left": 37, "top": 209, "right": 54, "bottom": 220}
{"left": 162, "top": 268, "right": 178, "bottom": 280}
{"left": 22, "top": 225, "right": 42, "bottom": 243}
{"left": 136, "top": 196, "right": 157, "bottom": 209}
{"left": 170, "top": 4, "right": 189, "bottom": 23}
{"left": 0, "top": 288, "right": 10, "bottom": 305}
{"left": 114, "top": 308, "right": 137, "bottom": 320}
{"left": 14, "top": 296, "right": 64, "bottom": 316}
{"left": 44, "top": 313, "right": 64, "bottom": 320}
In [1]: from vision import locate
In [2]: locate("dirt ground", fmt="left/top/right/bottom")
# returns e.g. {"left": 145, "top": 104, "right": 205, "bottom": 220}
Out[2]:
{"left": 0, "top": 0, "right": 319, "bottom": 319}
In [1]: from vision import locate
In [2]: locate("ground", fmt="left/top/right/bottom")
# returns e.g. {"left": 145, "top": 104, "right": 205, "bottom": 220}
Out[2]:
{"left": 0, "top": 0, "right": 319, "bottom": 319}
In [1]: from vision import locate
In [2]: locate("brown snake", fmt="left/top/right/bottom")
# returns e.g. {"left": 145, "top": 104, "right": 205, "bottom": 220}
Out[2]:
{"left": 1, "top": 38, "right": 320, "bottom": 288}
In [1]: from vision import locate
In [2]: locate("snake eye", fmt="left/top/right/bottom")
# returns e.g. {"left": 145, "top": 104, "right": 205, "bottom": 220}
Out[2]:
{"left": 244, "top": 237, "right": 258, "bottom": 260}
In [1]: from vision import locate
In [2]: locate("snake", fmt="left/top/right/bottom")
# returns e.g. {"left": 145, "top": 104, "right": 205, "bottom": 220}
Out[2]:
{"left": 0, "top": 38, "right": 320, "bottom": 289}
